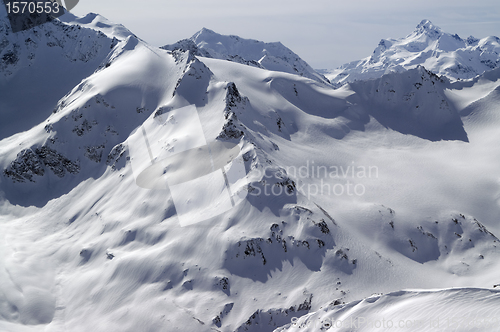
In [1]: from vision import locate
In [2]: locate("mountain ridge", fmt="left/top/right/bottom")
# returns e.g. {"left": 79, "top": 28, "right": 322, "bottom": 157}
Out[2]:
{"left": 0, "top": 9, "right": 122, "bottom": 140}
{"left": 1, "top": 12, "right": 500, "bottom": 332}
{"left": 326, "top": 19, "right": 500, "bottom": 87}
{"left": 162, "top": 27, "right": 331, "bottom": 85}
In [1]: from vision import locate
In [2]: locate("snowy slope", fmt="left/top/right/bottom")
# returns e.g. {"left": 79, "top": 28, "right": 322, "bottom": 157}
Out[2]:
{"left": 2, "top": 12, "right": 500, "bottom": 332}
{"left": 0, "top": 34, "right": 187, "bottom": 206}
{"left": 348, "top": 65, "right": 468, "bottom": 142}
{"left": 58, "top": 12, "right": 135, "bottom": 42}
{"left": 162, "top": 28, "right": 331, "bottom": 85}
{"left": 0, "top": 6, "right": 121, "bottom": 140}
{"left": 275, "top": 288, "right": 500, "bottom": 332}
{"left": 326, "top": 20, "right": 500, "bottom": 87}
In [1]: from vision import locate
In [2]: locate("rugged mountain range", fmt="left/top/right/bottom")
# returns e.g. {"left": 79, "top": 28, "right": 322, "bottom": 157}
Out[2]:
{"left": 1, "top": 7, "right": 500, "bottom": 332}
{"left": 325, "top": 19, "right": 500, "bottom": 87}
{"left": 162, "top": 27, "right": 331, "bottom": 85}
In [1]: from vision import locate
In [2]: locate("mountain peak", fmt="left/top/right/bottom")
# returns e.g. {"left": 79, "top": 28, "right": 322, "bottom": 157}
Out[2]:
{"left": 192, "top": 27, "right": 217, "bottom": 39}
{"left": 414, "top": 19, "right": 442, "bottom": 37}
{"left": 327, "top": 19, "right": 500, "bottom": 85}
{"left": 163, "top": 29, "right": 331, "bottom": 85}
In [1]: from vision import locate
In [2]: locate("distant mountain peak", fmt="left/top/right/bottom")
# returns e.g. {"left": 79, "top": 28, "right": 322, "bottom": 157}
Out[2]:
{"left": 466, "top": 35, "right": 480, "bottom": 45}
{"left": 326, "top": 19, "right": 500, "bottom": 86}
{"left": 408, "top": 19, "right": 443, "bottom": 41}
{"left": 415, "top": 19, "right": 441, "bottom": 34}
{"left": 162, "top": 29, "right": 331, "bottom": 85}
{"left": 192, "top": 27, "right": 217, "bottom": 38}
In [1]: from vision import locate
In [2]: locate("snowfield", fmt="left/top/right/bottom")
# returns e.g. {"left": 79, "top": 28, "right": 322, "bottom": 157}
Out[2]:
{"left": 1, "top": 6, "right": 500, "bottom": 332}
{"left": 276, "top": 288, "right": 500, "bottom": 332}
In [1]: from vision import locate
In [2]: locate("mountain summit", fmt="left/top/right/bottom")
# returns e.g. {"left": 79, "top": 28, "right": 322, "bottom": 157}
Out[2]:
{"left": 162, "top": 28, "right": 331, "bottom": 85}
{"left": 326, "top": 20, "right": 500, "bottom": 86}
{"left": 414, "top": 19, "right": 442, "bottom": 37}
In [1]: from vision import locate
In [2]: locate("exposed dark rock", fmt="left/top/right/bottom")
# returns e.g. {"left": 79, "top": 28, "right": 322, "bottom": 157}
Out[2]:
{"left": 217, "top": 82, "right": 248, "bottom": 140}
{"left": 84, "top": 144, "right": 105, "bottom": 163}
{"left": 3, "top": 146, "right": 80, "bottom": 182}
{"left": 106, "top": 143, "right": 126, "bottom": 170}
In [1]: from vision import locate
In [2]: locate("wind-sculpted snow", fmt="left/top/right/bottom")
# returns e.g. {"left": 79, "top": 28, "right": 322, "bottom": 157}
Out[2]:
{"left": 58, "top": 12, "right": 135, "bottom": 41}
{"left": 2, "top": 12, "right": 500, "bottom": 332}
{"left": 275, "top": 288, "right": 500, "bottom": 332}
{"left": 327, "top": 19, "right": 500, "bottom": 87}
{"left": 350, "top": 205, "right": 500, "bottom": 266}
{"left": 349, "top": 66, "right": 469, "bottom": 142}
{"left": 0, "top": 36, "right": 183, "bottom": 206}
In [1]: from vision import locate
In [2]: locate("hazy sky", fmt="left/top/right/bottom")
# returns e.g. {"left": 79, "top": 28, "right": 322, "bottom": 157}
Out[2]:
{"left": 71, "top": 0, "right": 500, "bottom": 69}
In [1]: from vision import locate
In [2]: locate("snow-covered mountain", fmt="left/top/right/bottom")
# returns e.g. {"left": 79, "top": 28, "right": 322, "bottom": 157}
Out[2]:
{"left": 0, "top": 6, "right": 136, "bottom": 141}
{"left": 277, "top": 288, "right": 500, "bottom": 332}
{"left": 2, "top": 9, "right": 500, "bottom": 332}
{"left": 326, "top": 20, "right": 500, "bottom": 86}
{"left": 162, "top": 28, "right": 331, "bottom": 85}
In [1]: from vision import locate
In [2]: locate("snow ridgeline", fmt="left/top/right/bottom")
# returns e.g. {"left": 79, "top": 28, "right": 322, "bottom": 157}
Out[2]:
{"left": 1, "top": 10, "right": 500, "bottom": 332}
{"left": 326, "top": 19, "right": 500, "bottom": 87}
{"left": 162, "top": 27, "right": 331, "bottom": 86}
{"left": 276, "top": 288, "right": 500, "bottom": 332}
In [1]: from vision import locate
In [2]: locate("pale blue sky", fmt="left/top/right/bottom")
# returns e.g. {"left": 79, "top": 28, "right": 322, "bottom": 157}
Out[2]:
{"left": 71, "top": 0, "right": 500, "bottom": 69}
